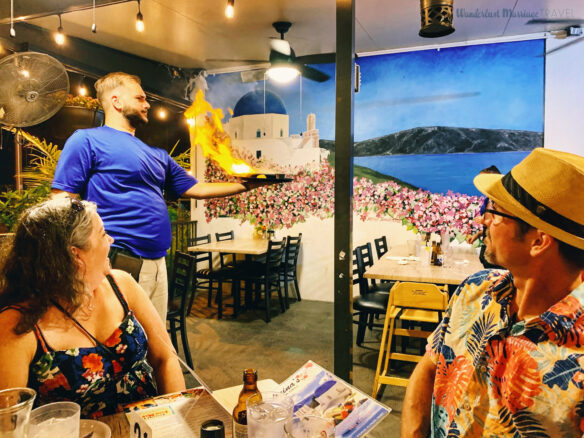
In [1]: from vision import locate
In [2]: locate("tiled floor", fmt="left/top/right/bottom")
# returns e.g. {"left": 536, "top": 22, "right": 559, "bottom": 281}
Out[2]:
{"left": 180, "top": 293, "right": 407, "bottom": 437}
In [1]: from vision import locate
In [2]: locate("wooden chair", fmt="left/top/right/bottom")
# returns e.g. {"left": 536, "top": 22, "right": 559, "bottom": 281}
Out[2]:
{"left": 374, "top": 235, "right": 389, "bottom": 259}
{"left": 215, "top": 231, "right": 237, "bottom": 267}
{"left": 352, "top": 244, "right": 391, "bottom": 346}
{"left": 280, "top": 233, "right": 302, "bottom": 308}
{"left": 166, "top": 252, "right": 196, "bottom": 369}
{"left": 372, "top": 281, "right": 448, "bottom": 397}
{"left": 231, "top": 239, "right": 286, "bottom": 322}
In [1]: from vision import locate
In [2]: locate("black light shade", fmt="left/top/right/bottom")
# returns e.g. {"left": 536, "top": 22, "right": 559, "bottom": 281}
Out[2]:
{"left": 419, "top": 0, "right": 455, "bottom": 38}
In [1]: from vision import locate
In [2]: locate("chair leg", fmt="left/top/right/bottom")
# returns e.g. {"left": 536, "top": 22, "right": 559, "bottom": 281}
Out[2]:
{"left": 263, "top": 280, "right": 271, "bottom": 323}
{"left": 233, "top": 280, "right": 240, "bottom": 318}
{"left": 217, "top": 279, "right": 223, "bottom": 320}
{"left": 179, "top": 315, "right": 194, "bottom": 369}
{"left": 293, "top": 274, "right": 301, "bottom": 301}
{"left": 276, "top": 280, "right": 286, "bottom": 313}
{"left": 373, "top": 311, "right": 395, "bottom": 399}
{"left": 168, "top": 319, "right": 179, "bottom": 351}
{"left": 283, "top": 276, "right": 290, "bottom": 309}
{"left": 356, "top": 312, "right": 368, "bottom": 346}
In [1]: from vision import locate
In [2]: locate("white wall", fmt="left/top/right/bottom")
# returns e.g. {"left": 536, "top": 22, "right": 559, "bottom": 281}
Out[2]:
{"left": 191, "top": 35, "right": 583, "bottom": 303}
{"left": 544, "top": 37, "right": 584, "bottom": 155}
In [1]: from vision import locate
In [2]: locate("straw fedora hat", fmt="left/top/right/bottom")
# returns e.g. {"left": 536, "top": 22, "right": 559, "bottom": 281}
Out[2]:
{"left": 473, "top": 148, "right": 584, "bottom": 250}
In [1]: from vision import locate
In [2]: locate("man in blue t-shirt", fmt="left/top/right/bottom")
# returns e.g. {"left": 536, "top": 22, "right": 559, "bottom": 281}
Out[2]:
{"left": 52, "top": 72, "right": 269, "bottom": 321}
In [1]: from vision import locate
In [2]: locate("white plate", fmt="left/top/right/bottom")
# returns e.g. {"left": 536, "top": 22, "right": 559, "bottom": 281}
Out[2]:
{"left": 79, "top": 419, "right": 111, "bottom": 438}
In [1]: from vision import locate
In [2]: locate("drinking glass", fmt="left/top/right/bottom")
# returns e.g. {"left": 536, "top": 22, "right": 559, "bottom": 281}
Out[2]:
{"left": 0, "top": 387, "right": 36, "bottom": 437}
{"left": 284, "top": 415, "right": 335, "bottom": 438}
{"left": 28, "top": 401, "right": 80, "bottom": 438}
{"left": 406, "top": 240, "right": 417, "bottom": 256}
{"left": 246, "top": 391, "right": 293, "bottom": 438}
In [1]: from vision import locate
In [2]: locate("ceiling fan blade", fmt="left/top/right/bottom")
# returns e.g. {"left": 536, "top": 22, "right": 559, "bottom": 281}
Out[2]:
{"left": 300, "top": 64, "right": 330, "bottom": 82}
{"left": 270, "top": 38, "right": 291, "bottom": 56}
{"left": 296, "top": 53, "right": 336, "bottom": 65}
{"left": 526, "top": 18, "right": 584, "bottom": 25}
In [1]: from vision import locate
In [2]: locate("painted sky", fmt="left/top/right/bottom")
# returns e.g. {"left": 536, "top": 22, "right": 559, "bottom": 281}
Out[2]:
{"left": 205, "top": 39, "right": 544, "bottom": 142}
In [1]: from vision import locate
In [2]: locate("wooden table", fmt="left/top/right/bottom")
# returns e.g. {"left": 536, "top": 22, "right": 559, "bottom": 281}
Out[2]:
{"left": 364, "top": 245, "right": 484, "bottom": 286}
{"left": 188, "top": 238, "right": 269, "bottom": 256}
{"left": 101, "top": 388, "right": 234, "bottom": 438}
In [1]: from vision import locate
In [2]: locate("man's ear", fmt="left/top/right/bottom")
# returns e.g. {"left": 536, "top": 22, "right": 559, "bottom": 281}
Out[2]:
{"left": 111, "top": 94, "right": 122, "bottom": 112}
{"left": 530, "top": 230, "right": 554, "bottom": 258}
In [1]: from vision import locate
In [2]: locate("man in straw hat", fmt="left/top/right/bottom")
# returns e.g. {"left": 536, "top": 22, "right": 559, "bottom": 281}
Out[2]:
{"left": 401, "top": 148, "right": 584, "bottom": 437}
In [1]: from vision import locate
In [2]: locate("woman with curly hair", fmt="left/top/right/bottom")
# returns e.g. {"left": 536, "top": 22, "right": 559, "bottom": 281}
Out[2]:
{"left": 0, "top": 198, "right": 185, "bottom": 418}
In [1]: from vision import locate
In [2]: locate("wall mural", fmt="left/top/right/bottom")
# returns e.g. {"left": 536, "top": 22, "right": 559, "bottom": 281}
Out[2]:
{"left": 203, "top": 39, "right": 544, "bottom": 239}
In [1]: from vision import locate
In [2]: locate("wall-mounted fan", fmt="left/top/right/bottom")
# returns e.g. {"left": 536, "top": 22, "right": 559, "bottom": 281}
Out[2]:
{"left": 0, "top": 51, "right": 69, "bottom": 188}
{"left": 0, "top": 52, "right": 69, "bottom": 128}
{"left": 206, "top": 21, "right": 333, "bottom": 83}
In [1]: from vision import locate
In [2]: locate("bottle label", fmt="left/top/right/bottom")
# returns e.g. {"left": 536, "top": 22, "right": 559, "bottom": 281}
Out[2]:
{"left": 233, "top": 421, "right": 248, "bottom": 438}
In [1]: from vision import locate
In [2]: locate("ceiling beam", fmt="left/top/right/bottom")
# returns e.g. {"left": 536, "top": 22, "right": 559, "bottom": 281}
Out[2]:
{"left": 1, "top": 22, "right": 199, "bottom": 109}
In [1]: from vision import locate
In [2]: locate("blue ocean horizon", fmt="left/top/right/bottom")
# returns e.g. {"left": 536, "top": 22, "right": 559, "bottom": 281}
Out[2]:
{"left": 354, "top": 151, "right": 531, "bottom": 196}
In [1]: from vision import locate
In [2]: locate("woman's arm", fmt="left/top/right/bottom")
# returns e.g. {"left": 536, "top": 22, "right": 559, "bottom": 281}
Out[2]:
{"left": 0, "top": 309, "right": 36, "bottom": 389}
{"left": 110, "top": 270, "right": 186, "bottom": 394}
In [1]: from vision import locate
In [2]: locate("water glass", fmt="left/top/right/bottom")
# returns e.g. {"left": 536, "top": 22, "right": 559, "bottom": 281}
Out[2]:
{"left": 0, "top": 387, "right": 36, "bottom": 437}
{"left": 28, "top": 401, "right": 80, "bottom": 438}
{"left": 246, "top": 392, "right": 293, "bottom": 438}
{"left": 284, "top": 415, "right": 335, "bottom": 437}
{"left": 406, "top": 240, "right": 417, "bottom": 256}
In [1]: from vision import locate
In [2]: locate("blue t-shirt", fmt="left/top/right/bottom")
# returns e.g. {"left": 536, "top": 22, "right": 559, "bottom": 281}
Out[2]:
{"left": 52, "top": 126, "right": 197, "bottom": 258}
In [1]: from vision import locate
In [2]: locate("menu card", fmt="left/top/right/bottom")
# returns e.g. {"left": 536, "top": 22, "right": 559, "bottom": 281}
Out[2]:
{"left": 280, "top": 361, "right": 391, "bottom": 437}
{"left": 123, "top": 388, "right": 232, "bottom": 438}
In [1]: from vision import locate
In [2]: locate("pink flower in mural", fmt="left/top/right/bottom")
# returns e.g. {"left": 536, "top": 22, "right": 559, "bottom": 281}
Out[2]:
{"left": 204, "top": 150, "right": 483, "bottom": 238}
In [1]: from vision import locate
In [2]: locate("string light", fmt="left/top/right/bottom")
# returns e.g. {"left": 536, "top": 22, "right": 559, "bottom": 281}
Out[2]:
{"left": 157, "top": 108, "right": 167, "bottom": 120}
{"left": 91, "top": 0, "right": 97, "bottom": 32}
{"left": 9, "top": 0, "right": 15, "bottom": 38}
{"left": 54, "top": 14, "right": 65, "bottom": 45}
{"left": 136, "top": 0, "right": 145, "bottom": 32}
{"left": 225, "top": 0, "right": 235, "bottom": 19}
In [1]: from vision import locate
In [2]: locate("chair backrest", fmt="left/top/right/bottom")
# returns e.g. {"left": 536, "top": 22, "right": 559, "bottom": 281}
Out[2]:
{"left": 352, "top": 244, "right": 370, "bottom": 296}
{"left": 389, "top": 281, "right": 448, "bottom": 311}
{"left": 215, "top": 231, "right": 235, "bottom": 267}
{"left": 265, "top": 238, "right": 286, "bottom": 278}
{"left": 168, "top": 252, "right": 196, "bottom": 307}
{"left": 171, "top": 220, "right": 197, "bottom": 256}
{"left": 374, "top": 236, "right": 389, "bottom": 259}
{"left": 284, "top": 233, "right": 302, "bottom": 268}
{"left": 190, "top": 234, "right": 212, "bottom": 267}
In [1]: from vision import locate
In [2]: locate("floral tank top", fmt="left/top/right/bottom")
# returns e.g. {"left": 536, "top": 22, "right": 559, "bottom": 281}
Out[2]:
{"left": 22, "top": 275, "right": 157, "bottom": 418}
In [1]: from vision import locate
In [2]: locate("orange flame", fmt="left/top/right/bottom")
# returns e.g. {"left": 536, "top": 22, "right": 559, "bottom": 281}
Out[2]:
{"left": 184, "top": 90, "right": 256, "bottom": 176}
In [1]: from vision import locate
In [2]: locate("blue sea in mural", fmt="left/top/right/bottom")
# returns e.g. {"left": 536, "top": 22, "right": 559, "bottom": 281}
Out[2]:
{"left": 354, "top": 151, "right": 530, "bottom": 196}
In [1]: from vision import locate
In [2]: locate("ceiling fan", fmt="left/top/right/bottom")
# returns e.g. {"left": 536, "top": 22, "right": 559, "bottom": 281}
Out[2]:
{"left": 206, "top": 21, "right": 333, "bottom": 83}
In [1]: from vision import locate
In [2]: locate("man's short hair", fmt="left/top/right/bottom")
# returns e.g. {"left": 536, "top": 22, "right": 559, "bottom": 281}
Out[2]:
{"left": 94, "top": 72, "right": 141, "bottom": 106}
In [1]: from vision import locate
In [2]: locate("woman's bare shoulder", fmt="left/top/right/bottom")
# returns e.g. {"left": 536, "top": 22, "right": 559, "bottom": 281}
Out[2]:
{"left": 0, "top": 307, "right": 36, "bottom": 348}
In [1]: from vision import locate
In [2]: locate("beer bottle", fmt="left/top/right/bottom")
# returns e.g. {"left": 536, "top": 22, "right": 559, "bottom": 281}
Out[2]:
{"left": 431, "top": 240, "right": 437, "bottom": 265}
{"left": 232, "top": 369, "right": 262, "bottom": 438}
{"left": 435, "top": 242, "right": 443, "bottom": 266}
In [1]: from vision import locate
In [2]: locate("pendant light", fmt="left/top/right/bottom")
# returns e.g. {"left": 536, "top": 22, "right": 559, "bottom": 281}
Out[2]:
{"left": 54, "top": 14, "right": 65, "bottom": 45}
{"left": 91, "top": 0, "right": 97, "bottom": 32}
{"left": 136, "top": 0, "right": 145, "bottom": 32}
{"left": 9, "top": 0, "right": 15, "bottom": 38}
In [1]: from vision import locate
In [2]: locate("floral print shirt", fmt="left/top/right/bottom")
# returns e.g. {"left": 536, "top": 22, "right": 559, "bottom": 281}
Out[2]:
{"left": 427, "top": 269, "right": 584, "bottom": 437}
{"left": 25, "top": 276, "right": 157, "bottom": 418}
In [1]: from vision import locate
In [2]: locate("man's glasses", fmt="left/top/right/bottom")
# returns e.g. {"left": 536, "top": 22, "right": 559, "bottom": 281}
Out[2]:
{"left": 483, "top": 201, "right": 521, "bottom": 225}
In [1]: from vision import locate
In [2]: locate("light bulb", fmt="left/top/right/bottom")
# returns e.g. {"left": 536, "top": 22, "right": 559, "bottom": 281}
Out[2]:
{"left": 79, "top": 86, "right": 87, "bottom": 96}
{"left": 158, "top": 108, "right": 167, "bottom": 120}
{"left": 136, "top": 12, "right": 144, "bottom": 32}
{"left": 225, "top": 1, "right": 234, "bottom": 19}
{"left": 266, "top": 66, "right": 299, "bottom": 83}
{"left": 54, "top": 27, "right": 65, "bottom": 45}
{"left": 9, "top": 27, "right": 15, "bottom": 38}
